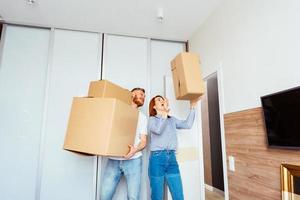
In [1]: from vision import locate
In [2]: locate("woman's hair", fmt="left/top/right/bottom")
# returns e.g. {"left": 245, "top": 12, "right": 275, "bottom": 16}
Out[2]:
{"left": 149, "top": 95, "right": 164, "bottom": 117}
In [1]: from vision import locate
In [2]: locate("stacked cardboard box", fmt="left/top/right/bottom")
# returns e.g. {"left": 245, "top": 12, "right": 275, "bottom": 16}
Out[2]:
{"left": 63, "top": 80, "right": 138, "bottom": 157}
{"left": 88, "top": 80, "right": 132, "bottom": 105}
{"left": 171, "top": 52, "right": 205, "bottom": 100}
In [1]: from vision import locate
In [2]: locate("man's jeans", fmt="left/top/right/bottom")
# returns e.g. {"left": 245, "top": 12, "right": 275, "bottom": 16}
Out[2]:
{"left": 100, "top": 157, "right": 142, "bottom": 200}
{"left": 148, "top": 150, "right": 184, "bottom": 200}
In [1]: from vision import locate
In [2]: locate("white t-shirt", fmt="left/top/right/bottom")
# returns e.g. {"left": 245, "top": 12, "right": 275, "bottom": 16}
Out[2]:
{"left": 109, "top": 110, "right": 148, "bottom": 160}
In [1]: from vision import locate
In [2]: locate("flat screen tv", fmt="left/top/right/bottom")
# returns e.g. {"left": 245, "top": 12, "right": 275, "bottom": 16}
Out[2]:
{"left": 261, "top": 86, "right": 300, "bottom": 149}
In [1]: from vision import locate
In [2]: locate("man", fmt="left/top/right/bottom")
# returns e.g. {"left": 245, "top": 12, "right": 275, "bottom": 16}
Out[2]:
{"left": 100, "top": 87, "right": 148, "bottom": 200}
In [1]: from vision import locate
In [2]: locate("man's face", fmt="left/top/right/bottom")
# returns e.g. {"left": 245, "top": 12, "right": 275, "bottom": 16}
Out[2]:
{"left": 132, "top": 90, "right": 145, "bottom": 107}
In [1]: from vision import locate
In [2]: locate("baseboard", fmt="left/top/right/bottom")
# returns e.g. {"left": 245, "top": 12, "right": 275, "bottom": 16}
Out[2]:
{"left": 205, "top": 184, "right": 214, "bottom": 192}
{"left": 205, "top": 184, "right": 224, "bottom": 196}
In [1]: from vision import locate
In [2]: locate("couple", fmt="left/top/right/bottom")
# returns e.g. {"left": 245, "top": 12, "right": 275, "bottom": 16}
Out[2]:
{"left": 100, "top": 87, "right": 199, "bottom": 200}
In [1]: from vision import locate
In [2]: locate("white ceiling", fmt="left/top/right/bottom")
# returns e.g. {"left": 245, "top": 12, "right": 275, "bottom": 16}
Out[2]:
{"left": 0, "top": 0, "right": 223, "bottom": 41}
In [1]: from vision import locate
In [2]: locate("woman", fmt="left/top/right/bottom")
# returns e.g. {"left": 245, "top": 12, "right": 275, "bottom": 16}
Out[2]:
{"left": 148, "top": 95, "right": 199, "bottom": 200}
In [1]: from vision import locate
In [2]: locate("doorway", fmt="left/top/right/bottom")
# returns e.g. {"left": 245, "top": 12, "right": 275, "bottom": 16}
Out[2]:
{"left": 0, "top": 23, "right": 3, "bottom": 42}
{"left": 201, "top": 72, "right": 225, "bottom": 200}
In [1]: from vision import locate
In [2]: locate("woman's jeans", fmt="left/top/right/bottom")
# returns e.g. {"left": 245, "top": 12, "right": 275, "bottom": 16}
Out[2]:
{"left": 148, "top": 150, "right": 184, "bottom": 200}
{"left": 100, "top": 157, "right": 142, "bottom": 200}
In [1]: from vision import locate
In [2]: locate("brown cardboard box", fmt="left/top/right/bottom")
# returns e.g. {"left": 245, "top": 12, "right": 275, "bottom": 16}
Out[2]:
{"left": 171, "top": 52, "right": 205, "bottom": 100}
{"left": 88, "top": 80, "right": 132, "bottom": 105}
{"left": 63, "top": 97, "right": 138, "bottom": 156}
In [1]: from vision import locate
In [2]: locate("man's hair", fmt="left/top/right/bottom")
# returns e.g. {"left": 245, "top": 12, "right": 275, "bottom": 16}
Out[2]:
{"left": 131, "top": 87, "right": 145, "bottom": 93}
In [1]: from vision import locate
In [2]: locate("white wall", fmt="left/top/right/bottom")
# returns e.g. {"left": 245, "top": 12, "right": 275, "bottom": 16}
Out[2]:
{"left": 189, "top": 0, "right": 300, "bottom": 113}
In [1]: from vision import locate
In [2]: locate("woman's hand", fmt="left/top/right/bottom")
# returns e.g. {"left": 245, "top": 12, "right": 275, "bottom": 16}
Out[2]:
{"left": 156, "top": 110, "right": 168, "bottom": 118}
{"left": 190, "top": 97, "right": 201, "bottom": 108}
{"left": 163, "top": 98, "right": 170, "bottom": 113}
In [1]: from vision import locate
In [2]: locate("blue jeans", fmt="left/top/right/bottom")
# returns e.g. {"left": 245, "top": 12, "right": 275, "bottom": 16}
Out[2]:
{"left": 100, "top": 157, "right": 142, "bottom": 200}
{"left": 148, "top": 150, "right": 184, "bottom": 200}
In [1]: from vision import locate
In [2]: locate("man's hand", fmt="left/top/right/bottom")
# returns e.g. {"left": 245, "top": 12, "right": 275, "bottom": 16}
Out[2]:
{"left": 124, "top": 145, "right": 137, "bottom": 159}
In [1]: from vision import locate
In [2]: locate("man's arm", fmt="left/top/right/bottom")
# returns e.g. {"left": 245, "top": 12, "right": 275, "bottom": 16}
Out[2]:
{"left": 124, "top": 134, "right": 147, "bottom": 159}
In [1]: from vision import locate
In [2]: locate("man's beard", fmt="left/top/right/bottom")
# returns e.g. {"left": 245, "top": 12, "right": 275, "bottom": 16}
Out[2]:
{"left": 133, "top": 97, "right": 144, "bottom": 107}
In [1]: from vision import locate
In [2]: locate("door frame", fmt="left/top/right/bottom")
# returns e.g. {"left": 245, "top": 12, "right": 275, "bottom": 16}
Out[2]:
{"left": 202, "top": 64, "right": 229, "bottom": 200}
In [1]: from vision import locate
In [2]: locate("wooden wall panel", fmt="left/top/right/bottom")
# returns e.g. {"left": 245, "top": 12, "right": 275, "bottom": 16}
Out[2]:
{"left": 224, "top": 107, "right": 300, "bottom": 200}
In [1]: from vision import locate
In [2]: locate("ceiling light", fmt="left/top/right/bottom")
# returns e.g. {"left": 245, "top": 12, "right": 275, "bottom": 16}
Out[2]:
{"left": 27, "top": 0, "right": 36, "bottom": 5}
{"left": 157, "top": 8, "right": 164, "bottom": 23}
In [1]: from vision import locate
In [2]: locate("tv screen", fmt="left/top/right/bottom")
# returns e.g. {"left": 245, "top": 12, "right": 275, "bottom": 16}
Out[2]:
{"left": 261, "top": 86, "right": 300, "bottom": 148}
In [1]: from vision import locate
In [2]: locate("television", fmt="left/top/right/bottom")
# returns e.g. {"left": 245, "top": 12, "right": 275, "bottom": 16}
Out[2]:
{"left": 261, "top": 86, "right": 300, "bottom": 149}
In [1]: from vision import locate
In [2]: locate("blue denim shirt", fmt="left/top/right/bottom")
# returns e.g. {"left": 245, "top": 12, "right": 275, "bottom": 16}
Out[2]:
{"left": 148, "top": 108, "right": 195, "bottom": 151}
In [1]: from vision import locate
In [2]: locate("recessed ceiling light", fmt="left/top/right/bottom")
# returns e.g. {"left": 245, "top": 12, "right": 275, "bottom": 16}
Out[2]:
{"left": 27, "top": 0, "right": 36, "bottom": 5}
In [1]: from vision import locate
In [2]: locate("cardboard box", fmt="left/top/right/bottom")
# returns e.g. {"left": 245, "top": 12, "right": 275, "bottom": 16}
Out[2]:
{"left": 171, "top": 52, "right": 205, "bottom": 100}
{"left": 88, "top": 80, "right": 132, "bottom": 105}
{"left": 63, "top": 97, "right": 138, "bottom": 156}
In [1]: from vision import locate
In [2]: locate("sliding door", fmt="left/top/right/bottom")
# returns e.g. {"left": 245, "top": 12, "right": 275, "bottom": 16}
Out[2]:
{"left": 100, "top": 34, "right": 149, "bottom": 200}
{"left": 39, "top": 29, "right": 102, "bottom": 200}
{"left": 150, "top": 40, "right": 204, "bottom": 200}
{"left": 40, "top": 29, "right": 102, "bottom": 200}
{"left": 0, "top": 25, "right": 50, "bottom": 200}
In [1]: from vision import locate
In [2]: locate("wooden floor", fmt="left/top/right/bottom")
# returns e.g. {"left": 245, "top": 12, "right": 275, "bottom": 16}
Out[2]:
{"left": 205, "top": 189, "right": 224, "bottom": 200}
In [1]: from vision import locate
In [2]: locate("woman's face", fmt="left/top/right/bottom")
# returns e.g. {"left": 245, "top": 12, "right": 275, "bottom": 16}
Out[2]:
{"left": 154, "top": 96, "right": 165, "bottom": 112}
